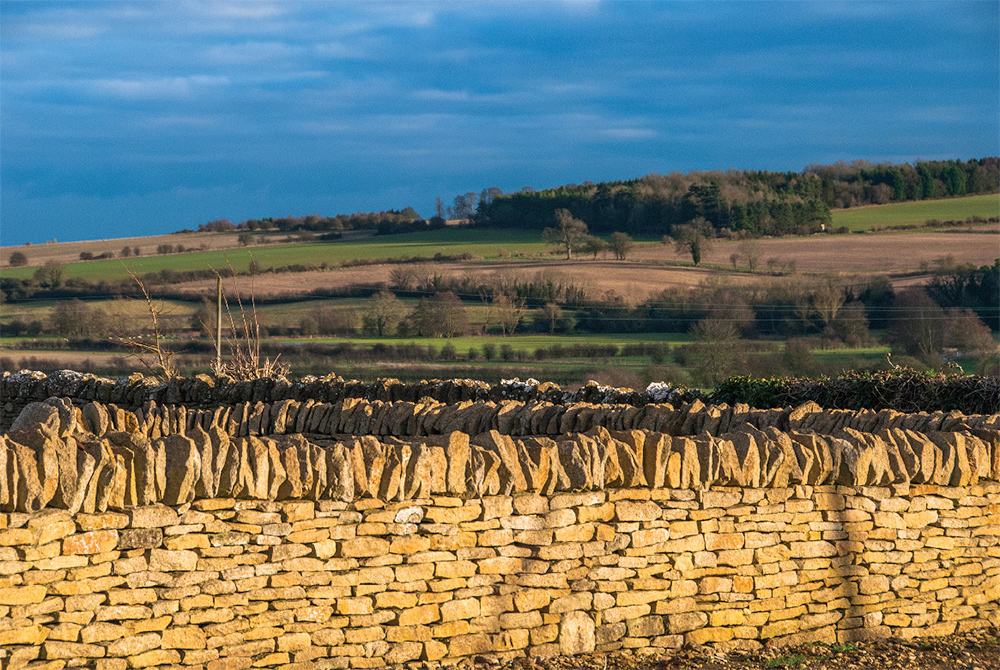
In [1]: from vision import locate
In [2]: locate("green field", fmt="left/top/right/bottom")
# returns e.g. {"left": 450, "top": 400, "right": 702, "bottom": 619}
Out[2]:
{"left": 1, "top": 228, "right": 552, "bottom": 282}
{"left": 278, "top": 332, "right": 693, "bottom": 356}
{"left": 830, "top": 194, "right": 998, "bottom": 231}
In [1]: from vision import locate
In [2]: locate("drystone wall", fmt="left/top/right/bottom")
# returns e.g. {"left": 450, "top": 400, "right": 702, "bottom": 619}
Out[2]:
{"left": 0, "top": 373, "right": 998, "bottom": 670}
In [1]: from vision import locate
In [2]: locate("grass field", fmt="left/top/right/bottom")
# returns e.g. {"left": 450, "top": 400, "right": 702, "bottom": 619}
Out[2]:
{"left": 279, "top": 332, "right": 693, "bottom": 356}
{"left": 830, "top": 194, "right": 998, "bottom": 231}
{"left": 1, "top": 228, "right": 552, "bottom": 282}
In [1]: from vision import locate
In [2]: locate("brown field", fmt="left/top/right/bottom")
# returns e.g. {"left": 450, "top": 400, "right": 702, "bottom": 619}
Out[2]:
{"left": 1, "top": 231, "right": 247, "bottom": 267}
{"left": 5, "top": 224, "right": 996, "bottom": 301}
{"left": 643, "top": 226, "right": 1000, "bottom": 273}
{"left": 164, "top": 226, "right": 999, "bottom": 300}
{"left": 0, "top": 229, "right": 348, "bottom": 268}
{"left": 169, "top": 260, "right": 737, "bottom": 300}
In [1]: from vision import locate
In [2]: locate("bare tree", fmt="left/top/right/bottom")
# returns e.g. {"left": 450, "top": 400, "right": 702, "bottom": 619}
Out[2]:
{"left": 7, "top": 251, "right": 28, "bottom": 267}
{"left": 812, "top": 278, "right": 846, "bottom": 331}
{"left": 541, "top": 302, "right": 563, "bottom": 334}
{"left": 493, "top": 294, "right": 525, "bottom": 336}
{"left": 580, "top": 235, "right": 608, "bottom": 259}
{"left": 449, "top": 192, "right": 478, "bottom": 220}
{"left": 362, "top": 291, "right": 407, "bottom": 336}
{"left": 738, "top": 238, "right": 761, "bottom": 272}
{"left": 389, "top": 267, "right": 418, "bottom": 291}
{"left": 543, "top": 209, "right": 589, "bottom": 260}
{"left": 609, "top": 232, "right": 634, "bottom": 260}
{"left": 672, "top": 217, "right": 713, "bottom": 265}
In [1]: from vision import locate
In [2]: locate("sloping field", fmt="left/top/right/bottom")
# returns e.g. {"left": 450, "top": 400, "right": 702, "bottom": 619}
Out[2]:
{"left": 644, "top": 227, "right": 1000, "bottom": 274}
{"left": 162, "top": 226, "right": 999, "bottom": 301}
{"left": 0, "top": 228, "right": 549, "bottom": 281}
{"left": 169, "top": 260, "right": 739, "bottom": 299}
{"left": 830, "top": 193, "right": 998, "bottom": 231}
{"left": 0, "top": 230, "right": 249, "bottom": 269}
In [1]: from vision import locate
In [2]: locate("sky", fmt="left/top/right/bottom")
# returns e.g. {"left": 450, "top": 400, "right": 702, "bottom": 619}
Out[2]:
{"left": 1, "top": 1, "right": 997, "bottom": 245}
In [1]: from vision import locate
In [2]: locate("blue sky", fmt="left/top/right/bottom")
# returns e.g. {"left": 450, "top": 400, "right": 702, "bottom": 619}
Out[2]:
{"left": 1, "top": 1, "right": 997, "bottom": 244}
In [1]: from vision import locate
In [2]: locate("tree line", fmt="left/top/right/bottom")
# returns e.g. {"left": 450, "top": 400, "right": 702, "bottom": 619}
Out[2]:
{"left": 180, "top": 158, "right": 997, "bottom": 241}
{"left": 472, "top": 158, "right": 998, "bottom": 238}
{"left": 195, "top": 207, "right": 430, "bottom": 235}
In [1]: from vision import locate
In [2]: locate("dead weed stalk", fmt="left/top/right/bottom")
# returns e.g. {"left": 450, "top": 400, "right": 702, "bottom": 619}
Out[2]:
{"left": 211, "top": 259, "right": 289, "bottom": 381}
{"left": 116, "top": 260, "right": 178, "bottom": 380}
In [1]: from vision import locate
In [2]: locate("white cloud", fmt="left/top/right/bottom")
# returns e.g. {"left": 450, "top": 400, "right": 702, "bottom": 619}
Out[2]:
{"left": 204, "top": 41, "right": 302, "bottom": 65}
{"left": 143, "top": 115, "right": 221, "bottom": 128}
{"left": 89, "top": 75, "right": 229, "bottom": 100}
{"left": 598, "top": 127, "right": 657, "bottom": 140}
{"left": 192, "top": 1, "right": 288, "bottom": 21}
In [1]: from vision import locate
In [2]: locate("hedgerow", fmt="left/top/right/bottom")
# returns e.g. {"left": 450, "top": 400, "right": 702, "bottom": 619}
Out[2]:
{"left": 709, "top": 370, "right": 1000, "bottom": 414}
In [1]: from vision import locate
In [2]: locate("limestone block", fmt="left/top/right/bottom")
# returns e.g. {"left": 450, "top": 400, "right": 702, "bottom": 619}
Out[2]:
{"left": 474, "top": 430, "right": 528, "bottom": 493}
{"left": 859, "top": 574, "right": 890, "bottom": 595}
{"left": 304, "top": 443, "right": 327, "bottom": 501}
{"left": 614, "top": 499, "right": 661, "bottom": 522}
{"left": 276, "top": 437, "right": 307, "bottom": 500}
{"left": 10, "top": 434, "right": 61, "bottom": 512}
{"left": 129, "top": 505, "right": 179, "bottom": 528}
{"left": 556, "top": 439, "right": 591, "bottom": 491}
{"left": 0, "top": 623, "right": 51, "bottom": 646}
{"left": 240, "top": 436, "right": 272, "bottom": 500}
{"left": 788, "top": 401, "right": 822, "bottom": 431}
{"left": 41, "top": 640, "right": 106, "bottom": 659}
{"left": 444, "top": 432, "right": 474, "bottom": 496}
{"left": 963, "top": 432, "right": 991, "bottom": 483}
{"left": 149, "top": 548, "right": 197, "bottom": 572}
{"left": 399, "top": 444, "right": 432, "bottom": 500}
{"left": 295, "top": 399, "right": 317, "bottom": 434}
{"left": 63, "top": 530, "right": 119, "bottom": 555}
{"left": 765, "top": 427, "right": 804, "bottom": 487}
{"left": 728, "top": 430, "right": 761, "bottom": 488}
{"left": 0, "top": 584, "right": 47, "bottom": 605}
{"left": 672, "top": 437, "right": 701, "bottom": 489}
{"left": 668, "top": 611, "right": 707, "bottom": 635}
{"left": 559, "top": 611, "right": 596, "bottom": 656}
{"left": 642, "top": 433, "right": 672, "bottom": 489}
{"left": 216, "top": 435, "right": 245, "bottom": 499}
{"left": 518, "top": 437, "right": 562, "bottom": 495}
{"left": 603, "top": 431, "right": 645, "bottom": 488}
{"left": 10, "top": 401, "right": 61, "bottom": 437}
{"left": 928, "top": 432, "right": 972, "bottom": 488}
{"left": 183, "top": 424, "right": 215, "bottom": 500}
{"left": 82, "top": 402, "right": 110, "bottom": 437}
{"left": 262, "top": 437, "right": 287, "bottom": 499}
{"left": 877, "top": 430, "right": 912, "bottom": 487}
{"left": 160, "top": 434, "right": 201, "bottom": 505}
{"left": 269, "top": 399, "right": 292, "bottom": 434}
{"left": 0, "top": 438, "right": 14, "bottom": 511}
{"left": 476, "top": 443, "right": 506, "bottom": 496}
{"left": 106, "top": 631, "right": 161, "bottom": 657}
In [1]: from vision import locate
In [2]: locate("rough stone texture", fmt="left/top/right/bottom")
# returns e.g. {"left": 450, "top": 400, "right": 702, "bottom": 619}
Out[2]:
{"left": 3, "top": 398, "right": 998, "bottom": 512}
{"left": 0, "top": 387, "right": 997, "bottom": 668}
{"left": 0, "top": 481, "right": 994, "bottom": 667}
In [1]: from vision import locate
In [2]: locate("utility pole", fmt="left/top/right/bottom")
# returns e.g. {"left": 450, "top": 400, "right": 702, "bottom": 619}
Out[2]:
{"left": 216, "top": 276, "right": 222, "bottom": 372}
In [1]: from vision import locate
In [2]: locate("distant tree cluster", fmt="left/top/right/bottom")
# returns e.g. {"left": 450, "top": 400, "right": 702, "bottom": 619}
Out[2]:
{"left": 7, "top": 251, "right": 28, "bottom": 267}
{"left": 207, "top": 208, "right": 427, "bottom": 236}
{"left": 473, "top": 157, "right": 998, "bottom": 238}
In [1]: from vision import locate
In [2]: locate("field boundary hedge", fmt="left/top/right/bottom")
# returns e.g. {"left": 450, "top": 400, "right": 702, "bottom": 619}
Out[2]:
{"left": 710, "top": 371, "right": 1000, "bottom": 415}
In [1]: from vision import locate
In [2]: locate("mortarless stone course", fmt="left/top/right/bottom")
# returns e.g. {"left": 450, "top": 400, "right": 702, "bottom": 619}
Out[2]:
{"left": 0, "top": 381, "right": 997, "bottom": 669}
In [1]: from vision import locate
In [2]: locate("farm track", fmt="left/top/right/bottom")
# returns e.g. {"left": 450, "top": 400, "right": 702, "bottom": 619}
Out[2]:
{"left": 460, "top": 629, "right": 1000, "bottom": 670}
